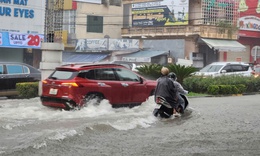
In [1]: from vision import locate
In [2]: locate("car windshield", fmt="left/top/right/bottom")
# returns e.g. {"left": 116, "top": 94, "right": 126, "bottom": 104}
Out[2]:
{"left": 200, "top": 65, "right": 223, "bottom": 72}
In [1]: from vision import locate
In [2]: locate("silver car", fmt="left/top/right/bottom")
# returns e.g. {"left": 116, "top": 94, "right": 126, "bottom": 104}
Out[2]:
{"left": 193, "top": 62, "right": 253, "bottom": 77}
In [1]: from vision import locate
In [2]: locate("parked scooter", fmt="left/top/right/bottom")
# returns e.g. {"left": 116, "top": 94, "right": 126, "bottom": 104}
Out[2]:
{"left": 153, "top": 94, "right": 189, "bottom": 118}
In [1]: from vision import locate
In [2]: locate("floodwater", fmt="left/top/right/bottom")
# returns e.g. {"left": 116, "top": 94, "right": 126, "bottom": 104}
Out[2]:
{"left": 0, "top": 95, "right": 260, "bottom": 156}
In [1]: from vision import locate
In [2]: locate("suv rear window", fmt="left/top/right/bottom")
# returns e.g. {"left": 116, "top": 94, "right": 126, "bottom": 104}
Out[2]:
{"left": 50, "top": 70, "right": 78, "bottom": 80}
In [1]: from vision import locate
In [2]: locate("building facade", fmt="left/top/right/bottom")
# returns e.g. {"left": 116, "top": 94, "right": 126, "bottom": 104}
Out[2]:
{"left": 121, "top": 0, "right": 254, "bottom": 68}
{"left": 63, "top": 0, "right": 124, "bottom": 49}
{"left": 2, "top": 0, "right": 260, "bottom": 68}
{"left": 0, "top": 0, "right": 45, "bottom": 67}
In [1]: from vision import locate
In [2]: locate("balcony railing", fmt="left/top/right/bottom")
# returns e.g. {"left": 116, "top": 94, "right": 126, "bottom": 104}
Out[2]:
{"left": 121, "top": 25, "right": 238, "bottom": 40}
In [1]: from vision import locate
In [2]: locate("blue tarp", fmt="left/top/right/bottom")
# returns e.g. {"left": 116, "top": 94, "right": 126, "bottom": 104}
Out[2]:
{"left": 63, "top": 52, "right": 108, "bottom": 63}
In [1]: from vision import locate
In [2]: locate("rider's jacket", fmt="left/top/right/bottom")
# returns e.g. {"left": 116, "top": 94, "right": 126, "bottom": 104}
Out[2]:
{"left": 170, "top": 79, "right": 188, "bottom": 95}
{"left": 154, "top": 75, "right": 178, "bottom": 108}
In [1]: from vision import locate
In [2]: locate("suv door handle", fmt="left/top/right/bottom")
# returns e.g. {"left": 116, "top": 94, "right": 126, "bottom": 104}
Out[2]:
{"left": 98, "top": 82, "right": 105, "bottom": 86}
{"left": 121, "top": 83, "right": 129, "bottom": 87}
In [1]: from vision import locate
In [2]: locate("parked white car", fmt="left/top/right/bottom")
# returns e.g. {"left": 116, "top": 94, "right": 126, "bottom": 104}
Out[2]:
{"left": 193, "top": 62, "right": 253, "bottom": 77}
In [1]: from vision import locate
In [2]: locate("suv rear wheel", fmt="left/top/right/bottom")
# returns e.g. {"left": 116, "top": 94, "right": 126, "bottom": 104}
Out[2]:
{"left": 84, "top": 93, "right": 104, "bottom": 106}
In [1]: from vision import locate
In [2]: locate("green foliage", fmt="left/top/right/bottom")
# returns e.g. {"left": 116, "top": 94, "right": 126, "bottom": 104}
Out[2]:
{"left": 166, "top": 64, "right": 198, "bottom": 84}
{"left": 136, "top": 63, "right": 162, "bottom": 79}
{"left": 236, "top": 84, "right": 246, "bottom": 94}
{"left": 135, "top": 63, "right": 197, "bottom": 83}
{"left": 134, "top": 63, "right": 204, "bottom": 94}
{"left": 135, "top": 64, "right": 260, "bottom": 95}
{"left": 183, "top": 76, "right": 215, "bottom": 93}
{"left": 231, "top": 85, "right": 239, "bottom": 94}
{"left": 219, "top": 85, "right": 232, "bottom": 94}
{"left": 187, "top": 92, "right": 209, "bottom": 97}
{"left": 207, "top": 85, "right": 219, "bottom": 95}
{"left": 216, "top": 20, "right": 238, "bottom": 38}
{"left": 184, "top": 75, "right": 260, "bottom": 95}
{"left": 207, "top": 85, "right": 241, "bottom": 95}
{"left": 16, "top": 82, "right": 39, "bottom": 99}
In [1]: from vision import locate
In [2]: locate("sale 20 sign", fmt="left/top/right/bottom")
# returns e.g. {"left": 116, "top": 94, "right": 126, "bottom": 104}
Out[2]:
{"left": 0, "top": 32, "right": 44, "bottom": 49}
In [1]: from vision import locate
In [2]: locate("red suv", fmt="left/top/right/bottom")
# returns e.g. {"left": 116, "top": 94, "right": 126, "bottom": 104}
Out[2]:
{"left": 40, "top": 63, "right": 157, "bottom": 110}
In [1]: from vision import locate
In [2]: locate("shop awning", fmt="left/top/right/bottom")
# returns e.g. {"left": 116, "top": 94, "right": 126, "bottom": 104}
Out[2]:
{"left": 201, "top": 38, "right": 246, "bottom": 52}
{"left": 121, "top": 50, "right": 168, "bottom": 62}
{"left": 62, "top": 52, "right": 108, "bottom": 63}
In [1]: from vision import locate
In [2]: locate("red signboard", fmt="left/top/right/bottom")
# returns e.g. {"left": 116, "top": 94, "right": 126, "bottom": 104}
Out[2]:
{"left": 238, "top": 0, "right": 260, "bottom": 38}
{"left": 72, "top": 1, "right": 77, "bottom": 10}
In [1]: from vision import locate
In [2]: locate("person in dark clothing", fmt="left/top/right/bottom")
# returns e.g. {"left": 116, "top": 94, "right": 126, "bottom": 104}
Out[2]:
{"left": 154, "top": 67, "right": 179, "bottom": 118}
{"left": 168, "top": 72, "right": 188, "bottom": 114}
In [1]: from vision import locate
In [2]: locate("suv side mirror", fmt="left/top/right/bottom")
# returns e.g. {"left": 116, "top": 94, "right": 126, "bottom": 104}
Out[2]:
{"left": 139, "top": 77, "right": 143, "bottom": 84}
{"left": 221, "top": 70, "right": 227, "bottom": 73}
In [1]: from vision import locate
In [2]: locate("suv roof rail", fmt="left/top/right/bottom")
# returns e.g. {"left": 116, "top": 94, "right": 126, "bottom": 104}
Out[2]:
{"left": 80, "top": 63, "right": 125, "bottom": 68}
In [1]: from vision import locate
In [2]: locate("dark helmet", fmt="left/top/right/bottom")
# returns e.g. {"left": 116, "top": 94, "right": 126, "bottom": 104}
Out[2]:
{"left": 168, "top": 72, "right": 177, "bottom": 81}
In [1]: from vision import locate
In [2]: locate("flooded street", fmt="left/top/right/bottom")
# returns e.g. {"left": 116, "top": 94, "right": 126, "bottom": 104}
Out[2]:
{"left": 0, "top": 95, "right": 260, "bottom": 156}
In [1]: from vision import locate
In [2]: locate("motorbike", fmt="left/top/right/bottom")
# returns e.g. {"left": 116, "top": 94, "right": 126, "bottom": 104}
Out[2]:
{"left": 153, "top": 94, "right": 189, "bottom": 118}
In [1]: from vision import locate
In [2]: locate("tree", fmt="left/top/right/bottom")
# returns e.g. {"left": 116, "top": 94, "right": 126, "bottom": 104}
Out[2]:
{"left": 167, "top": 64, "right": 197, "bottom": 84}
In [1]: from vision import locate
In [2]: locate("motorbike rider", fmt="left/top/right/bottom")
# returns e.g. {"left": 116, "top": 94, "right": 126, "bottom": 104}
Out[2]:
{"left": 154, "top": 67, "right": 179, "bottom": 118}
{"left": 168, "top": 72, "right": 188, "bottom": 114}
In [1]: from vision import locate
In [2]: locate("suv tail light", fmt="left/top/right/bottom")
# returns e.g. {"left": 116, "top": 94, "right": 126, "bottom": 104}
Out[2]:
{"left": 61, "top": 82, "right": 82, "bottom": 87}
{"left": 42, "top": 80, "right": 83, "bottom": 87}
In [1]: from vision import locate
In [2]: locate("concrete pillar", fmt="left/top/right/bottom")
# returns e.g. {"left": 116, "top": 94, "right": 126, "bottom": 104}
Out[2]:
{"left": 39, "top": 43, "right": 64, "bottom": 95}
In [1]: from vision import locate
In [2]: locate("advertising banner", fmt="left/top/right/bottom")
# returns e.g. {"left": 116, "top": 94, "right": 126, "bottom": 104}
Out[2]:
{"left": 75, "top": 39, "right": 107, "bottom": 51}
{"left": 0, "top": 32, "right": 44, "bottom": 49}
{"left": 238, "top": 0, "right": 260, "bottom": 37}
{"left": 109, "top": 39, "right": 139, "bottom": 50}
{"left": 0, "top": 0, "right": 45, "bottom": 34}
{"left": 132, "top": 0, "right": 189, "bottom": 27}
{"left": 75, "top": 39, "right": 139, "bottom": 51}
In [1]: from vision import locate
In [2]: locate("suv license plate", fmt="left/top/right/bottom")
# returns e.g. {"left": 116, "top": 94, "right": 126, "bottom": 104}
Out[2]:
{"left": 49, "top": 88, "right": 58, "bottom": 95}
